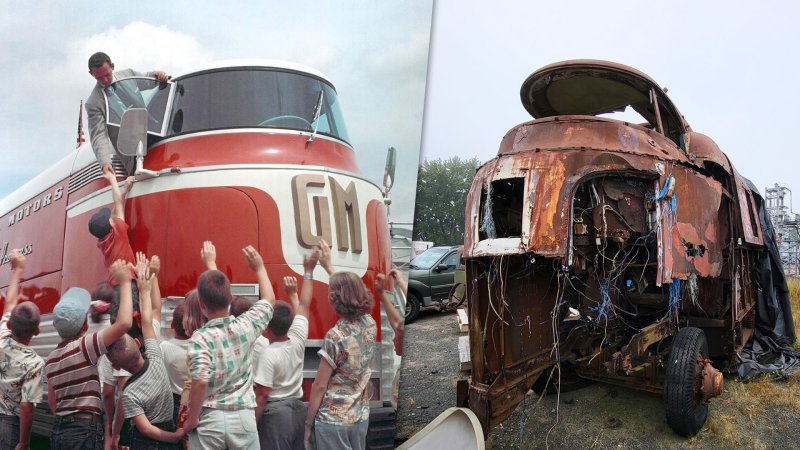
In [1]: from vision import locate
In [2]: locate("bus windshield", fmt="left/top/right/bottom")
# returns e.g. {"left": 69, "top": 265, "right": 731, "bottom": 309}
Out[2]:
{"left": 168, "top": 69, "right": 350, "bottom": 143}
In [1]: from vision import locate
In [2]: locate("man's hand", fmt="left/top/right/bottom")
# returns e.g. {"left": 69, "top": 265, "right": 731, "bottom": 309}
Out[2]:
{"left": 242, "top": 245, "right": 265, "bottom": 272}
{"left": 9, "top": 249, "right": 25, "bottom": 272}
{"left": 102, "top": 164, "right": 116, "bottom": 180}
{"left": 153, "top": 71, "right": 170, "bottom": 83}
{"left": 149, "top": 255, "right": 161, "bottom": 277}
{"left": 318, "top": 238, "right": 334, "bottom": 275}
{"left": 303, "top": 248, "right": 320, "bottom": 275}
{"left": 201, "top": 241, "right": 217, "bottom": 270}
{"left": 283, "top": 276, "right": 297, "bottom": 297}
{"left": 109, "top": 260, "right": 132, "bottom": 284}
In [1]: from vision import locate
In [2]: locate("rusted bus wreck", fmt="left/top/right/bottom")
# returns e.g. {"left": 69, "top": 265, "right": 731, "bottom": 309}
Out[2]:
{"left": 457, "top": 60, "right": 797, "bottom": 437}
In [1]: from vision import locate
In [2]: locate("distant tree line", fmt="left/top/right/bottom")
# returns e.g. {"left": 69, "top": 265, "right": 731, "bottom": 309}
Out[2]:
{"left": 412, "top": 156, "right": 481, "bottom": 245}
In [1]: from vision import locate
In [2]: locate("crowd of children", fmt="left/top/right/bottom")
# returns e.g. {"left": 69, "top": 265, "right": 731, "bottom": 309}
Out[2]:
{"left": 0, "top": 168, "right": 405, "bottom": 450}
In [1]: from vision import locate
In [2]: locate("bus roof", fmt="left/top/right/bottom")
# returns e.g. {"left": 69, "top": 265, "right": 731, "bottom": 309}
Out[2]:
{"left": 177, "top": 59, "right": 334, "bottom": 86}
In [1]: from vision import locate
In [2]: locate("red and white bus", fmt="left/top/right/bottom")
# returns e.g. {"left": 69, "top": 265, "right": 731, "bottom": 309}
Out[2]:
{"left": 0, "top": 59, "right": 399, "bottom": 446}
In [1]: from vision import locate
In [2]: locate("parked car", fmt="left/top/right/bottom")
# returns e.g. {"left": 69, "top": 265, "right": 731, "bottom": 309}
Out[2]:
{"left": 405, "top": 245, "right": 462, "bottom": 323}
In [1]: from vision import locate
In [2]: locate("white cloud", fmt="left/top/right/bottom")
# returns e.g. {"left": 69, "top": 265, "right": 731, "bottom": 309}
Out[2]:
{"left": 1, "top": 22, "right": 211, "bottom": 177}
{"left": 71, "top": 22, "right": 212, "bottom": 76}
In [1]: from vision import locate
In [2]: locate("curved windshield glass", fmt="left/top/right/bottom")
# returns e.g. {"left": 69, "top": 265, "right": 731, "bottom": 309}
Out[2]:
{"left": 410, "top": 247, "right": 449, "bottom": 270}
{"left": 168, "top": 69, "right": 350, "bottom": 143}
{"left": 104, "top": 78, "right": 173, "bottom": 136}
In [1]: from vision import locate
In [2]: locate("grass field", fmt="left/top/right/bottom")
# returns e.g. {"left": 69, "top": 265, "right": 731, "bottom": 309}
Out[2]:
{"left": 695, "top": 277, "right": 800, "bottom": 449}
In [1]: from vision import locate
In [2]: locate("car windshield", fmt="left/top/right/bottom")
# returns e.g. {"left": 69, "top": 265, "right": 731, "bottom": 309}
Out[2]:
{"left": 410, "top": 247, "right": 449, "bottom": 270}
{"left": 167, "top": 69, "right": 350, "bottom": 143}
{"left": 104, "top": 77, "right": 172, "bottom": 136}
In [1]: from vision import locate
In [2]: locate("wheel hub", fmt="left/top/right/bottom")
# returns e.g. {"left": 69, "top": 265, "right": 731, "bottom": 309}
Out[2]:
{"left": 696, "top": 356, "right": 723, "bottom": 403}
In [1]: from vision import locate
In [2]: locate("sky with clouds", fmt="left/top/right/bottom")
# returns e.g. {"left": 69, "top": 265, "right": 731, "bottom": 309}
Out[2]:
{"left": 0, "top": 1, "right": 432, "bottom": 224}
{"left": 422, "top": 0, "right": 800, "bottom": 214}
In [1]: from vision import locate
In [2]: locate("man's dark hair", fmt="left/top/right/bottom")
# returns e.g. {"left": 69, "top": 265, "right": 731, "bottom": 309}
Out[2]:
{"left": 171, "top": 302, "right": 188, "bottom": 339}
{"left": 93, "top": 281, "right": 115, "bottom": 303}
{"left": 197, "top": 270, "right": 231, "bottom": 311}
{"left": 88, "top": 52, "right": 112, "bottom": 70}
{"left": 230, "top": 296, "right": 254, "bottom": 318}
{"left": 267, "top": 300, "right": 293, "bottom": 337}
{"left": 110, "top": 282, "right": 144, "bottom": 350}
{"left": 110, "top": 282, "right": 141, "bottom": 323}
{"left": 10, "top": 303, "right": 40, "bottom": 341}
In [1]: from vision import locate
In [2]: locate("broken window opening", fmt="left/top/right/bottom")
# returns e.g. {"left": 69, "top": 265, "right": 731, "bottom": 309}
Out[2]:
{"left": 745, "top": 191, "right": 760, "bottom": 239}
{"left": 597, "top": 105, "right": 650, "bottom": 127}
{"left": 479, "top": 178, "right": 525, "bottom": 240}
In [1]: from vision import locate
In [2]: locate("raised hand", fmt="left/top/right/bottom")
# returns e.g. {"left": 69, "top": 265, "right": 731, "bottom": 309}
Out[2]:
{"left": 110, "top": 260, "right": 132, "bottom": 284}
{"left": 284, "top": 276, "right": 298, "bottom": 297}
{"left": 201, "top": 241, "right": 217, "bottom": 270}
{"left": 375, "top": 273, "right": 387, "bottom": 294}
{"left": 242, "top": 245, "right": 265, "bottom": 272}
{"left": 318, "top": 238, "right": 333, "bottom": 274}
{"left": 135, "top": 258, "right": 154, "bottom": 294}
{"left": 9, "top": 249, "right": 25, "bottom": 271}
{"left": 149, "top": 255, "right": 161, "bottom": 277}
{"left": 102, "top": 164, "right": 116, "bottom": 182}
{"left": 303, "top": 248, "right": 320, "bottom": 274}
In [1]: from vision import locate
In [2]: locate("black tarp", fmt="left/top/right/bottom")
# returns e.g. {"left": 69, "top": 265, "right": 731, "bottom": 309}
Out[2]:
{"left": 735, "top": 180, "right": 800, "bottom": 381}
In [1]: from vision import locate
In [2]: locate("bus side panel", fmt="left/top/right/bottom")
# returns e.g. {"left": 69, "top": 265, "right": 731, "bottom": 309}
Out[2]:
{"left": 366, "top": 200, "right": 392, "bottom": 276}
{"left": 160, "top": 187, "right": 260, "bottom": 297}
{"left": 1, "top": 180, "right": 68, "bottom": 294}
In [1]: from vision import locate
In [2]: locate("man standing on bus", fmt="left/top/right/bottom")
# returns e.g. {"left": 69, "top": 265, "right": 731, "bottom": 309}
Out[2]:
{"left": 86, "top": 52, "right": 169, "bottom": 179}
{"left": 0, "top": 250, "right": 44, "bottom": 450}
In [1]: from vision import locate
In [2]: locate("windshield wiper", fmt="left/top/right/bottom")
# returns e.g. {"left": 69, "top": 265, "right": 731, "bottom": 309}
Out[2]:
{"left": 306, "top": 89, "right": 325, "bottom": 144}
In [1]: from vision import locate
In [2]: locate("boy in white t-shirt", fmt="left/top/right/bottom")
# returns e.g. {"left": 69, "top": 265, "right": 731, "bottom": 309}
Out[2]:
{"left": 253, "top": 251, "right": 318, "bottom": 450}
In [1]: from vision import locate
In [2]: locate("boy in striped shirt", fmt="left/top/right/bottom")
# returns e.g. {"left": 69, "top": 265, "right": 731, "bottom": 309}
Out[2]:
{"left": 107, "top": 258, "right": 183, "bottom": 448}
{"left": 45, "top": 259, "right": 133, "bottom": 450}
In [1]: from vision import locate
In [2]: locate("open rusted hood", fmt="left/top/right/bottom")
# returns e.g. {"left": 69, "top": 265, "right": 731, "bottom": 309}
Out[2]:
{"left": 520, "top": 60, "right": 688, "bottom": 146}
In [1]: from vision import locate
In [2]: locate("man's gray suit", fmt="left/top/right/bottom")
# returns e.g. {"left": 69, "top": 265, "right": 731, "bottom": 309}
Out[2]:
{"left": 86, "top": 68, "right": 155, "bottom": 174}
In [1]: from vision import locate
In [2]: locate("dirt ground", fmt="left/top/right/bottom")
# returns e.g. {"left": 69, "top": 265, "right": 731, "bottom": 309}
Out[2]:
{"left": 395, "top": 310, "right": 800, "bottom": 449}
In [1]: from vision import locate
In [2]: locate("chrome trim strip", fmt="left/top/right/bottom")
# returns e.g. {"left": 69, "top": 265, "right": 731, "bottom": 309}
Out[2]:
{"left": 154, "top": 128, "right": 353, "bottom": 150}
{"left": 65, "top": 164, "right": 380, "bottom": 214}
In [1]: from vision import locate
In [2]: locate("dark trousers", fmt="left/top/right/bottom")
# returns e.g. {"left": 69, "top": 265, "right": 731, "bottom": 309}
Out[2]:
{"left": 172, "top": 393, "right": 181, "bottom": 426}
{"left": 51, "top": 416, "right": 104, "bottom": 450}
{"left": 0, "top": 415, "right": 20, "bottom": 450}
{"left": 130, "top": 420, "right": 180, "bottom": 450}
{"left": 258, "top": 398, "right": 307, "bottom": 450}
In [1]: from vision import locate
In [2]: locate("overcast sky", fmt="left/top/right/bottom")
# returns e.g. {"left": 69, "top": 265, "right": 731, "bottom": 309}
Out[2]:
{"left": 422, "top": 0, "right": 800, "bottom": 213}
{"left": 0, "top": 1, "right": 432, "bottom": 224}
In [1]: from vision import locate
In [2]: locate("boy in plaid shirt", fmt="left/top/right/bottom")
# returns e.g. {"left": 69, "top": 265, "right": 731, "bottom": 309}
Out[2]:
{"left": 183, "top": 245, "right": 275, "bottom": 450}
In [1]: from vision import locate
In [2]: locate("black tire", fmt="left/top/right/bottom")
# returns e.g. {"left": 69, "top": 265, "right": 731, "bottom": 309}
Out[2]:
{"left": 405, "top": 292, "right": 421, "bottom": 324}
{"left": 664, "top": 327, "right": 709, "bottom": 437}
{"left": 532, "top": 364, "right": 593, "bottom": 395}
